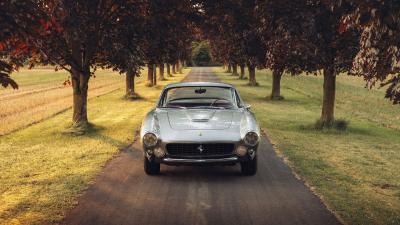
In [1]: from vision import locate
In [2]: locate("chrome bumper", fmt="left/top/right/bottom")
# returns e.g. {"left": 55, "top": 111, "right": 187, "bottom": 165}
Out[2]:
{"left": 162, "top": 156, "right": 239, "bottom": 164}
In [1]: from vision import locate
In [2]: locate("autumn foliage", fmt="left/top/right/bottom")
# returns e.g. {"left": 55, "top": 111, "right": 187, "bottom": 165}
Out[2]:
{"left": 1, "top": 0, "right": 400, "bottom": 130}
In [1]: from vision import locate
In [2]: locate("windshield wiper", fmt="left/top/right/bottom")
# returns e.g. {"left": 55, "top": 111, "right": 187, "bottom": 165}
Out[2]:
{"left": 161, "top": 105, "right": 187, "bottom": 109}
{"left": 190, "top": 106, "right": 226, "bottom": 109}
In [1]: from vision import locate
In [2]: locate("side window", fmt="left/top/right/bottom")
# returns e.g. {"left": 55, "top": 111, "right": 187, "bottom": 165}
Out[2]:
{"left": 158, "top": 89, "right": 167, "bottom": 107}
{"left": 235, "top": 90, "right": 243, "bottom": 107}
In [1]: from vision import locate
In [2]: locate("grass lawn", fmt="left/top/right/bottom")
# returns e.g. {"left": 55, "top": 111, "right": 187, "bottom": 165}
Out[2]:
{"left": 0, "top": 68, "right": 189, "bottom": 225}
{"left": 215, "top": 68, "right": 400, "bottom": 225}
{"left": 0, "top": 68, "right": 137, "bottom": 135}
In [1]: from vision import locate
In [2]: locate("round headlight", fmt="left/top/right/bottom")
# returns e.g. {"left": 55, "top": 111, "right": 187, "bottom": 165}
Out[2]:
{"left": 143, "top": 133, "right": 158, "bottom": 147}
{"left": 244, "top": 132, "right": 259, "bottom": 146}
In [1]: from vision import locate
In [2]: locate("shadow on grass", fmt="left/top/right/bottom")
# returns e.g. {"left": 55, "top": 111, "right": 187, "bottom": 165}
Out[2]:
{"left": 252, "top": 96, "right": 301, "bottom": 104}
{"left": 79, "top": 126, "right": 130, "bottom": 150}
{"left": 285, "top": 86, "right": 319, "bottom": 100}
{"left": 62, "top": 123, "right": 105, "bottom": 136}
{"left": 297, "top": 122, "right": 373, "bottom": 136}
{"left": 62, "top": 123, "right": 130, "bottom": 150}
{"left": 152, "top": 85, "right": 165, "bottom": 90}
{"left": 0, "top": 173, "right": 88, "bottom": 224}
{"left": 123, "top": 93, "right": 143, "bottom": 101}
{"left": 120, "top": 93, "right": 157, "bottom": 104}
{"left": 89, "top": 133, "right": 129, "bottom": 151}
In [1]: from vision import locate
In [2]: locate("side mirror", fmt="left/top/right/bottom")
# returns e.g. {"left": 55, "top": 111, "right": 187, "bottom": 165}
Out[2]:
{"left": 244, "top": 104, "right": 251, "bottom": 110}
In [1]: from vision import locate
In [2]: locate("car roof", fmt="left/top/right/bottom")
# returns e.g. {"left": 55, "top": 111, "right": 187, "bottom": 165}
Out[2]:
{"left": 164, "top": 82, "right": 235, "bottom": 89}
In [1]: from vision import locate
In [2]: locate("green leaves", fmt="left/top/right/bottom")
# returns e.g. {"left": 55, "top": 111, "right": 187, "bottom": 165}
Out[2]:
{"left": 191, "top": 41, "right": 211, "bottom": 66}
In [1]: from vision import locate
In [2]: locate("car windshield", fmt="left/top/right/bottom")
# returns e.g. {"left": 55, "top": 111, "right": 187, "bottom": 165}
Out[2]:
{"left": 160, "top": 86, "right": 237, "bottom": 109}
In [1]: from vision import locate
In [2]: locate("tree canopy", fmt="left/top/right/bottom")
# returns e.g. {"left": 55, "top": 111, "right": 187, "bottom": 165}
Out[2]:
{"left": 1, "top": 0, "right": 148, "bottom": 127}
{"left": 342, "top": 0, "right": 400, "bottom": 104}
{"left": 0, "top": 0, "right": 45, "bottom": 89}
{"left": 2, "top": 0, "right": 400, "bottom": 130}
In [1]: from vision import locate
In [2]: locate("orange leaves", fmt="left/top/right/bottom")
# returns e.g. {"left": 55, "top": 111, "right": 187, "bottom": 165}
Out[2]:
{"left": 39, "top": 17, "right": 62, "bottom": 34}
{"left": 338, "top": 21, "right": 348, "bottom": 33}
{"left": 0, "top": 37, "right": 30, "bottom": 57}
{"left": 13, "top": 42, "right": 29, "bottom": 56}
{"left": 111, "top": 4, "right": 119, "bottom": 12}
{"left": 51, "top": 17, "right": 62, "bottom": 33}
{"left": 39, "top": 18, "right": 51, "bottom": 30}
{"left": 0, "top": 42, "right": 6, "bottom": 51}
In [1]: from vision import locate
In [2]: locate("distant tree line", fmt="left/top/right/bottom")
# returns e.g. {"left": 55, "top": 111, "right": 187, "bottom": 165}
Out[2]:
{"left": 1, "top": 0, "right": 399, "bottom": 130}
{"left": 191, "top": 40, "right": 223, "bottom": 66}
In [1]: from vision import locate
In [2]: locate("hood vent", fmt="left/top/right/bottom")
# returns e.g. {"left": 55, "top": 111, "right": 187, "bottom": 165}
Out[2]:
{"left": 192, "top": 118, "right": 209, "bottom": 122}
{"left": 167, "top": 109, "right": 233, "bottom": 130}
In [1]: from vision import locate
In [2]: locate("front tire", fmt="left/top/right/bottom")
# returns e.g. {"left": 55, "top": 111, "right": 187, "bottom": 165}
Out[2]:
{"left": 144, "top": 157, "right": 160, "bottom": 175}
{"left": 240, "top": 156, "right": 257, "bottom": 176}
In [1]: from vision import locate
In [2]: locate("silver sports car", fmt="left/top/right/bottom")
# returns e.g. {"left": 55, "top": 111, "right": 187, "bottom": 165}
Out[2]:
{"left": 140, "top": 82, "right": 260, "bottom": 175}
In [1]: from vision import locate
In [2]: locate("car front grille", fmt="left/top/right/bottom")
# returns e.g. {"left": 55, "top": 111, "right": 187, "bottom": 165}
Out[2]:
{"left": 166, "top": 143, "right": 235, "bottom": 158}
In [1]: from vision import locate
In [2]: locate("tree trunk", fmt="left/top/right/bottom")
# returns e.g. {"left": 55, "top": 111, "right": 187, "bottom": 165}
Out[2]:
{"left": 320, "top": 67, "right": 336, "bottom": 126}
{"left": 175, "top": 62, "right": 181, "bottom": 74}
{"left": 172, "top": 64, "right": 176, "bottom": 74}
{"left": 178, "top": 60, "right": 183, "bottom": 73}
{"left": 227, "top": 64, "right": 232, "bottom": 73}
{"left": 71, "top": 67, "right": 90, "bottom": 125}
{"left": 153, "top": 64, "right": 157, "bottom": 86}
{"left": 271, "top": 69, "right": 284, "bottom": 100}
{"left": 247, "top": 64, "right": 258, "bottom": 86}
{"left": 147, "top": 64, "right": 154, "bottom": 87}
{"left": 167, "top": 64, "right": 172, "bottom": 77}
{"left": 232, "top": 64, "right": 238, "bottom": 76}
{"left": 125, "top": 68, "right": 136, "bottom": 98}
{"left": 159, "top": 64, "right": 165, "bottom": 80}
{"left": 239, "top": 64, "right": 245, "bottom": 79}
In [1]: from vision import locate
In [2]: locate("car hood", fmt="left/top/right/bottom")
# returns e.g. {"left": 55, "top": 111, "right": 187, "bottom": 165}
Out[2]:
{"left": 140, "top": 108, "right": 260, "bottom": 143}
{"left": 167, "top": 109, "right": 233, "bottom": 130}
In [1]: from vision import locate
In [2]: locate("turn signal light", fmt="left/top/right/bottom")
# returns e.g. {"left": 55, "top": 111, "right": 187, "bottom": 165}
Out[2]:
{"left": 235, "top": 145, "right": 247, "bottom": 157}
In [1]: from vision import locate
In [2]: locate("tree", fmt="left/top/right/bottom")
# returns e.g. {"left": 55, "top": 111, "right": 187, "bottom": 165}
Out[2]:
{"left": 191, "top": 41, "right": 211, "bottom": 66}
{"left": 12, "top": 0, "right": 146, "bottom": 129}
{"left": 99, "top": 3, "right": 147, "bottom": 100}
{"left": 341, "top": 0, "right": 400, "bottom": 104}
{"left": 232, "top": 64, "right": 239, "bottom": 76}
{"left": 143, "top": 0, "right": 168, "bottom": 86}
{"left": 166, "top": 63, "right": 172, "bottom": 77}
{"left": 159, "top": 64, "right": 165, "bottom": 80}
{"left": 0, "top": 1, "right": 45, "bottom": 89}
{"left": 202, "top": 0, "right": 266, "bottom": 85}
{"left": 257, "top": 0, "right": 359, "bottom": 126}
{"left": 239, "top": 64, "right": 246, "bottom": 79}
{"left": 256, "top": 0, "right": 314, "bottom": 100}
{"left": 143, "top": 0, "right": 195, "bottom": 86}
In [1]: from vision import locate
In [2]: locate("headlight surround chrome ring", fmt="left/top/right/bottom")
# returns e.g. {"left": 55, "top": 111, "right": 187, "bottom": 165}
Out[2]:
{"left": 244, "top": 132, "right": 259, "bottom": 146}
{"left": 143, "top": 132, "right": 158, "bottom": 148}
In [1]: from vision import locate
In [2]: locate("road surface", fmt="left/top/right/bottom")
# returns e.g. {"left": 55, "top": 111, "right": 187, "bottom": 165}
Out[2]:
{"left": 63, "top": 67, "right": 341, "bottom": 225}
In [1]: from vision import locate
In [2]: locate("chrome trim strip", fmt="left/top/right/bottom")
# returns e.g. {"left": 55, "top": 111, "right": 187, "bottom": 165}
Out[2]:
{"left": 162, "top": 156, "right": 238, "bottom": 163}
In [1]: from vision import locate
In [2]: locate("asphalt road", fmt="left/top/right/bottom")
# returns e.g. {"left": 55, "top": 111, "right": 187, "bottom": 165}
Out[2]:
{"left": 63, "top": 67, "right": 341, "bottom": 225}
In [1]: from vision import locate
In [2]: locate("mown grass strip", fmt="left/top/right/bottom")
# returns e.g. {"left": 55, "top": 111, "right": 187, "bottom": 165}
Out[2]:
{"left": 0, "top": 69, "right": 150, "bottom": 135}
